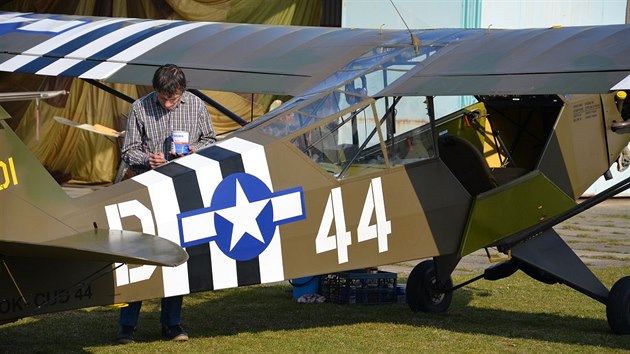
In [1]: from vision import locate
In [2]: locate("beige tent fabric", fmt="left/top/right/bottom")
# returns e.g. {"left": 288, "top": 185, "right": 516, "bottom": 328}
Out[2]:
{"left": 0, "top": 0, "right": 321, "bottom": 183}
{"left": 167, "top": 0, "right": 321, "bottom": 25}
{"left": 167, "top": 0, "right": 232, "bottom": 21}
{"left": 15, "top": 79, "right": 137, "bottom": 184}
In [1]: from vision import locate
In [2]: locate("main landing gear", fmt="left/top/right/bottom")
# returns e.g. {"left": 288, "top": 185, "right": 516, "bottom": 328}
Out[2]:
{"left": 405, "top": 251, "right": 630, "bottom": 335}
{"left": 405, "top": 259, "right": 452, "bottom": 313}
{"left": 406, "top": 176, "right": 630, "bottom": 334}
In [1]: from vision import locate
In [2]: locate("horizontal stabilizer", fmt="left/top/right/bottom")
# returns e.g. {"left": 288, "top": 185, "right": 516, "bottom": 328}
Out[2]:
{"left": 53, "top": 116, "right": 124, "bottom": 137}
{"left": 0, "top": 90, "right": 68, "bottom": 102}
{"left": 0, "top": 229, "right": 188, "bottom": 267}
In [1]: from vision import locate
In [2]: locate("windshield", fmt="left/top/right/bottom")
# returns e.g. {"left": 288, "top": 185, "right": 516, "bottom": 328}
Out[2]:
{"left": 246, "top": 30, "right": 482, "bottom": 178}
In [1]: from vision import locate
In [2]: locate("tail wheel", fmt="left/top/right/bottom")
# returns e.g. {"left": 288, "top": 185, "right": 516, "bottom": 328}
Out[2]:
{"left": 607, "top": 276, "right": 630, "bottom": 334}
{"left": 406, "top": 259, "right": 453, "bottom": 313}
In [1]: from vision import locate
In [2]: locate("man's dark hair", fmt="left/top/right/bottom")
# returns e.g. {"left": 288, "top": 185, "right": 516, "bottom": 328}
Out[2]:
{"left": 152, "top": 64, "right": 186, "bottom": 95}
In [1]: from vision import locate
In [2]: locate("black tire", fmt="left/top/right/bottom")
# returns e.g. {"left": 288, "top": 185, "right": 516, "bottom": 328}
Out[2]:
{"left": 406, "top": 260, "right": 452, "bottom": 313}
{"left": 607, "top": 276, "right": 630, "bottom": 335}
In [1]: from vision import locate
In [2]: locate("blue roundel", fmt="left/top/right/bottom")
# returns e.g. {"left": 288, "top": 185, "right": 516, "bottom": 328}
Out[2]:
{"left": 211, "top": 173, "right": 276, "bottom": 261}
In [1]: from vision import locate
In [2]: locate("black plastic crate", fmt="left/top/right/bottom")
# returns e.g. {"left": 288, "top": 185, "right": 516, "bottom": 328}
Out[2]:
{"left": 320, "top": 270, "right": 397, "bottom": 304}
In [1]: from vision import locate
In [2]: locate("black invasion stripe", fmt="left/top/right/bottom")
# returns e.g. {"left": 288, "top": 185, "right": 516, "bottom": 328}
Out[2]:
{"left": 200, "top": 144, "right": 262, "bottom": 287}
{"left": 158, "top": 162, "right": 213, "bottom": 292}
{"left": 236, "top": 258, "right": 261, "bottom": 286}
{"left": 158, "top": 163, "right": 203, "bottom": 210}
{"left": 197, "top": 145, "right": 245, "bottom": 177}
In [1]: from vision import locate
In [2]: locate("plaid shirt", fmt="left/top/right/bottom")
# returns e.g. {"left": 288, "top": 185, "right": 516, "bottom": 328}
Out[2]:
{"left": 122, "top": 91, "right": 216, "bottom": 172}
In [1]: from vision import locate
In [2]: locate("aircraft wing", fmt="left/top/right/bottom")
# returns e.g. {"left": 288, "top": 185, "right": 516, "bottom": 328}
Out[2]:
{"left": 0, "top": 229, "right": 189, "bottom": 267}
{"left": 0, "top": 12, "right": 629, "bottom": 96}
{"left": 0, "top": 11, "right": 403, "bottom": 96}
{"left": 380, "top": 25, "right": 630, "bottom": 96}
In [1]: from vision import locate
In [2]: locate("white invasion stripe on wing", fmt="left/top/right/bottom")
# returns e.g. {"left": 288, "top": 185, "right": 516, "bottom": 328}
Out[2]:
{"left": 220, "top": 137, "right": 284, "bottom": 284}
{"left": 36, "top": 19, "right": 173, "bottom": 77}
{"left": 19, "top": 19, "right": 85, "bottom": 33}
{"left": 0, "top": 18, "right": 126, "bottom": 72}
{"left": 133, "top": 170, "right": 191, "bottom": 297}
{"left": 79, "top": 22, "right": 207, "bottom": 80}
{"left": 25, "top": 19, "right": 127, "bottom": 55}
{"left": 0, "top": 13, "right": 35, "bottom": 24}
{"left": 34, "top": 57, "right": 81, "bottom": 76}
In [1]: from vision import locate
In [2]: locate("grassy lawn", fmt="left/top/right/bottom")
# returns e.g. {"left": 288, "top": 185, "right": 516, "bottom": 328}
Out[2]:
{"left": 0, "top": 267, "right": 628, "bottom": 353}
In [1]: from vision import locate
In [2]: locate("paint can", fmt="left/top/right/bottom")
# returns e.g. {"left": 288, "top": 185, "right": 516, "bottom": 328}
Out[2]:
{"left": 171, "top": 130, "right": 189, "bottom": 154}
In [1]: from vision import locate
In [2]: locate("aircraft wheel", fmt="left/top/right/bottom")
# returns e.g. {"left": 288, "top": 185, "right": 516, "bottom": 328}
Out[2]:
{"left": 607, "top": 276, "right": 630, "bottom": 334}
{"left": 406, "top": 260, "right": 452, "bottom": 313}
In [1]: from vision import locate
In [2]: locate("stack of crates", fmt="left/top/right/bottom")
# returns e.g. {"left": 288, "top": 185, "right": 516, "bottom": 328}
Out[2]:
{"left": 319, "top": 269, "right": 397, "bottom": 304}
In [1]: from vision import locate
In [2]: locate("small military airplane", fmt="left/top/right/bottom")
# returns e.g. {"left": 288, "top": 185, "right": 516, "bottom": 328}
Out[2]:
{"left": 0, "top": 11, "right": 629, "bottom": 334}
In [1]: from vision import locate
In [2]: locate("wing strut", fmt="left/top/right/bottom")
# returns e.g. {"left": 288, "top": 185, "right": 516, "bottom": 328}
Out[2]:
{"left": 189, "top": 89, "right": 248, "bottom": 126}
{"left": 83, "top": 79, "right": 135, "bottom": 103}
{"left": 81, "top": 80, "right": 249, "bottom": 127}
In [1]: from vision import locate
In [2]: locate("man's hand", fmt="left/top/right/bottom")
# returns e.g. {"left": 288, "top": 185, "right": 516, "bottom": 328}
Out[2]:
{"left": 149, "top": 152, "right": 167, "bottom": 169}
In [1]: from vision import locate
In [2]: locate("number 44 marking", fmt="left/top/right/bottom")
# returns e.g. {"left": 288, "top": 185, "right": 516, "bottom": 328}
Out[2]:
{"left": 315, "top": 177, "right": 392, "bottom": 264}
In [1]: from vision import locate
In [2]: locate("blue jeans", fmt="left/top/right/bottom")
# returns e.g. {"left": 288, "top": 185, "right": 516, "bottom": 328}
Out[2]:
{"left": 119, "top": 295, "right": 183, "bottom": 327}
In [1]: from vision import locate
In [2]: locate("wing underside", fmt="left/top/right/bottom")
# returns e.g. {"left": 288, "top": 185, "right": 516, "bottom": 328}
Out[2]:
{"left": 0, "top": 229, "right": 189, "bottom": 267}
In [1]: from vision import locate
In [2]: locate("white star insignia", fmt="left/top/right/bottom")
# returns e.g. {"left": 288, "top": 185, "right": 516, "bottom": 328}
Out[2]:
{"left": 215, "top": 179, "right": 269, "bottom": 251}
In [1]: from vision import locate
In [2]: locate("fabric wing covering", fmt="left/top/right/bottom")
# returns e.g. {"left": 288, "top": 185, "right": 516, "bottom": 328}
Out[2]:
{"left": 380, "top": 25, "right": 630, "bottom": 96}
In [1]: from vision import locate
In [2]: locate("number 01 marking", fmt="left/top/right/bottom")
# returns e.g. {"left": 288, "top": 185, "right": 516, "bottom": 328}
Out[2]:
{"left": 315, "top": 177, "right": 391, "bottom": 264}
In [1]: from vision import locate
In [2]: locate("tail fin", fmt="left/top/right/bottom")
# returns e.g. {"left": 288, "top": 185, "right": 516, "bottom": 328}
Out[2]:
{"left": 0, "top": 106, "right": 73, "bottom": 242}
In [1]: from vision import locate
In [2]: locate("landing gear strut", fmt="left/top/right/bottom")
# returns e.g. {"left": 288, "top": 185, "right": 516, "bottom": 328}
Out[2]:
{"left": 406, "top": 259, "right": 452, "bottom": 313}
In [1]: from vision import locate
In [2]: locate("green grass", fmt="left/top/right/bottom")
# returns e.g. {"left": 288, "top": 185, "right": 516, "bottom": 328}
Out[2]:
{"left": 1, "top": 267, "right": 629, "bottom": 353}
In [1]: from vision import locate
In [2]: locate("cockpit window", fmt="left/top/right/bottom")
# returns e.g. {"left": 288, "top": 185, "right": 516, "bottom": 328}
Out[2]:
{"left": 261, "top": 90, "right": 368, "bottom": 138}
{"left": 290, "top": 102, "right": 382, "bottom": 178}
{"left": 262, "top": 90, "right": 437, "bottom": 179}
{"left": 256, "top": 35, "right": 446, "bottom": 178}
{"left": 375, "top": 96, "right": 435, "bottom": 165}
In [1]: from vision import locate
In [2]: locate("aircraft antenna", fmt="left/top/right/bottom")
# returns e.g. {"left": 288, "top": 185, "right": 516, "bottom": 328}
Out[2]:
{"left": 389, "top": 0, "right": 421, "bottom": 53}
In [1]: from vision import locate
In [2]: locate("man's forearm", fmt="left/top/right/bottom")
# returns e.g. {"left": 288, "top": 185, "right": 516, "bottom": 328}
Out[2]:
{"left": 122, "top": 149, "right": 150, "bottom": 168}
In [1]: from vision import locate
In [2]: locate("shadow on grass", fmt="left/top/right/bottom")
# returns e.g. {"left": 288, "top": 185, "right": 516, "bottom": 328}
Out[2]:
{"left": 0, "top": 283, "right": 627, "bottom": 352}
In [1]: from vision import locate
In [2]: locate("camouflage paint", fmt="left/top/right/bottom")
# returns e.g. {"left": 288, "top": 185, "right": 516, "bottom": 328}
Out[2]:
{"left": 459, "top": 171, "right": 575, "bottom": 257}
